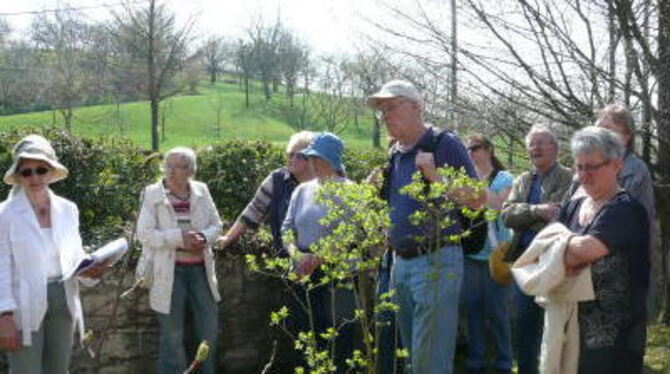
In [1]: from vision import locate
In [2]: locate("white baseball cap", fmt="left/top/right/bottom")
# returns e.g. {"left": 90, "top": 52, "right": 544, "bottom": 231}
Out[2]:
{"left": 367, "top": 80, "right": 422, "bottom": 108}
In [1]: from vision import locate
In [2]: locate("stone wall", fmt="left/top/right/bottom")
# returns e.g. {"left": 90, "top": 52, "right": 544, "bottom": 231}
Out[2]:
{"left": 1, "top": 251, "right": 288, "bottom": 374}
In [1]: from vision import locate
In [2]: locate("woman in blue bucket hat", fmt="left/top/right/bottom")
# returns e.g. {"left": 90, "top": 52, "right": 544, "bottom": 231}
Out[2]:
{"left": 281, "top": 132, "right": 357, "bottom": 373}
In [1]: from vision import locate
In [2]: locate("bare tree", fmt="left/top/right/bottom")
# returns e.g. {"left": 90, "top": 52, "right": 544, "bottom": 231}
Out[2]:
{"left": 31, "top": 9, "right": 92, "bottom": 131}
{"left": 234, "top": 40, "right": 254, "bottom": 108}
{"left": 247, "top": 18, "right": 282, "bottom": 101}
{"left": 202, "top": 36, "right": 226, "bottom": 84}
{"left": 308, "top": 56, "right": 352, "bottom": 134}
{"left": 111, "top": 0, "right": 192, "bottom": 151}
{"left": 276, "top": 30, "right": 308, "bottom": 107}
{"left": 346, "top": 49, "right": 396, "bottom": 148}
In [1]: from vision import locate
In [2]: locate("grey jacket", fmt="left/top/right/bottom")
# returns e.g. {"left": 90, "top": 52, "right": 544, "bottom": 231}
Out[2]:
{"left": 502, "top": 163, "right": 573, "bottom": 261}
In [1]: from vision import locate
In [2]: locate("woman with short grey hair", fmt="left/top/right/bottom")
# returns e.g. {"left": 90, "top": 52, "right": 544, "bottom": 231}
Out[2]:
{"left": 558, "top": 126, "right": 649, "bottom": 373}
{"left": 163, "top": 147, "right": 197, "bottom": 174}
{"left": 136, "top": 146, "right": 222, "bottom": 374}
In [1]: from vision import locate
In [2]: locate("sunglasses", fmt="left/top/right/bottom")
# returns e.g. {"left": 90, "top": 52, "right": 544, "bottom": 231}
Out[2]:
{"left": 467, "top": 144, "right": 484, "bottom": 152}
{"left": 18, "top": 167, "right": 49, "bottom": 178}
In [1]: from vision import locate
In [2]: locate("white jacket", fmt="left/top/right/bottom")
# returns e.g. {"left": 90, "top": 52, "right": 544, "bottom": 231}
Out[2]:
{"left": 136, "top": 180, "right": 222, "bottom": 314}
{"left": 512, "top": 222, "right": 595, "bottom": 374}
{"left": 0, "top": 187, "right": 88, "bottom": 346}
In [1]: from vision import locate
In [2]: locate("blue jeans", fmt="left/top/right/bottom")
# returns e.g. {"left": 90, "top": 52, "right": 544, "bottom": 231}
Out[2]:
{"left": 376, "top": 250, "right": 401, "bottom": 374}
{"left": 8, "top": 282, "right": 74, "bottom": 374}
{"left": 512, "top": 282, "right": 543, "bottom": 374}
{"left": 392, "top": 245, "right": 463, "bottom": 374}
{"left": 463, "top": 258, "right": 512, "bottom": 372}
{"left": 158, "top": 265, "right": 219, "bottom": 374}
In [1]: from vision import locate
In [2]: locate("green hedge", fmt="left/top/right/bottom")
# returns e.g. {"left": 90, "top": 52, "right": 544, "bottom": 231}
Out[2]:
{"left": 0, "top": 130, "right": 385, "bottom": 244}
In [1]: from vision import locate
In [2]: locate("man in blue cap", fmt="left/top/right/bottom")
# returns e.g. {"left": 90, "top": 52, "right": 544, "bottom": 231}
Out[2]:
{"left": 367, "top": 80, "right": 480, "bottom": 374}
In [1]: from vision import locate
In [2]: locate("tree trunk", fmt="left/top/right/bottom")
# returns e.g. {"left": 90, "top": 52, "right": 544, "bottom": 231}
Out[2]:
{"left": 62, "top": 107, "right": 73, "bottom": 132}
{"left": 151, "top": 98, "right": 159, "bottom": 151}
{"left": 373, "top": 117, "right": 381, "bottom": 148}
{"left": 148, "top": 0, "right": 159, "bottom": 152}
{"left": 657, "top": 0, "right": 670, "bottom": 324}
{"left": 450, "top": 0, "right": 458, "bottom": 131}
{"left": 244, "top": 76, "right": 250, "bottom": 108}
{"left": 210, "top": 70, "right": 216, "bottom": 85}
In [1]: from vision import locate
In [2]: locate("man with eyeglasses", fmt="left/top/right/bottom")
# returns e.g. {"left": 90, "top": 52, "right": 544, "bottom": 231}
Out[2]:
{"left": 215, "top": 131, "right": 314, "bottom": 370}
{"left": 501, "top": 124, "right": 572, "bottom": 374}
{"left": 367, "top": 80, "right": 479, "bottom": 374}
{"left": 217, "top": 130, "right": 314, "bottom": 254}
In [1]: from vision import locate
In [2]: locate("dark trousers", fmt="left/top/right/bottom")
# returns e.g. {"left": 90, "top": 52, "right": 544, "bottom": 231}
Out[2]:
{"left": 512, "top": 282, "right": 543, "bottom": 374}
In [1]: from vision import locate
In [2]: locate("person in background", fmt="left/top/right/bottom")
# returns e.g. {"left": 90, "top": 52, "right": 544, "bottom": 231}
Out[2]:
{"left": 594, "top": 104, "right": 659, "bottom": 321}
{"left": 216, "top": 131, "right": 314, "bottom": 253}
{"left": 215, "top": 131, "right": 314, "bottom": 371}
{"left": 501, "top": 124, "right": 572, "bottom": 374}
{"left": 281, "top": 132, "right": 356, "bottom": 373}
{"left": 559, "top": 126, "right": 649, "bottom": 374}
{"left": 367, "top": 79, "right": 479, "bottom": 374}
{"left": 0, "top": 135, "right": 107, "bottom": 373}
{"left": 463, "top": 134, "right": 514, "bottom": 374}
{"left": 136, "top": 147, "right": 222, "bottom": 374}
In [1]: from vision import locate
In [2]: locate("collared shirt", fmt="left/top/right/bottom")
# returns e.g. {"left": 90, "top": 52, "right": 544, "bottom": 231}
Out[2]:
{"left": 387, "top": 126, "right": 476, "bottom": 252}
{"left": 518, "top": 171, "right": 543, "bottom": 249}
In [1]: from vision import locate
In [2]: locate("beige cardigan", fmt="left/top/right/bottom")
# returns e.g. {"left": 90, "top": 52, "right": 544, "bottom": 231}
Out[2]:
{"left": 136, "top": 180, "right": 222, "bottom": 314}
{"left": 512, "top": 222, "right": 595, "bottom": 374}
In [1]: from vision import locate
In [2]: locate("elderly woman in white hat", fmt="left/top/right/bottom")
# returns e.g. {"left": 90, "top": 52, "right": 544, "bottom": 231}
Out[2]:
{"left": 136, "top": 146, "right": 222, "bottom": 374}
{"left": 0, "top": 134, "right": 107, "bottom": 373}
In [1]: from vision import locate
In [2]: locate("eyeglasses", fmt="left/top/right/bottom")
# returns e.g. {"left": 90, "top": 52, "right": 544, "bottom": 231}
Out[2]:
{"left": 287, "top": 152, "right": 307, "bottom": 161}
{"left": 18, "top": 167, "right": 49, "bottom": 178}
{"left": 374, "top": 100, "right": 408, "bottom": 120}
{"left": 575, "top": 160, "right": 610, "bottom": 173}
{"left": 165, "top": 164, "right": 190, "bottom": 171}
{"left": 467, "top": 144, "right": 484, "bottom": 153}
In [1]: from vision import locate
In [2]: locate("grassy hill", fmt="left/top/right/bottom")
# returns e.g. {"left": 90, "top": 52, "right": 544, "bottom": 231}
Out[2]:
{"left": 0, "top": 79, "right": 379, "bottom": 151}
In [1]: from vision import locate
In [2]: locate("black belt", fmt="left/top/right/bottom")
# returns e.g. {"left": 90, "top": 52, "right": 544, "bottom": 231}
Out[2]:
{"left": 393, "top": 240, "right": 459, "bottom": 259}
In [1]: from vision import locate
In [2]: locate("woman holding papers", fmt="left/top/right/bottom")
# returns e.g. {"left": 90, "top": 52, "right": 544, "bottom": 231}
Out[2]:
{"left": 559, "top": 127, "right": 649, "bottom": 374}
{"left": 136, "top": 147, "right": 222, "bottom": 374}
{"left": 0, "top": 134, "right": 107, "bottom": 373}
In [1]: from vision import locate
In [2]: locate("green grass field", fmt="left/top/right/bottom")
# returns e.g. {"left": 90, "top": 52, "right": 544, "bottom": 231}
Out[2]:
{"left": 0, "top": 79, "right": 379, "bottom": 151}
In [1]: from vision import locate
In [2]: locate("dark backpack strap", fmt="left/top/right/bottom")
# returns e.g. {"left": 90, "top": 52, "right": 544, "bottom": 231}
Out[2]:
{"left": 269, "top": 169, "right": 287, "bottom": 251}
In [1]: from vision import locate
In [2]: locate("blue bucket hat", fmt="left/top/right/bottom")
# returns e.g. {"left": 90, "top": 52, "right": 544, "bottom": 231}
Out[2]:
{"left": 300, "top": 132, "right": 344, "bottom": 172}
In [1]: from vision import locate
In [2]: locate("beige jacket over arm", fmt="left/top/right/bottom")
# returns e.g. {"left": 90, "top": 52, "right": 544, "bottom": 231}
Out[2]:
{"left": 136, "top": 180, "right": 222, "bottom": 314}
{"left": 512, "top": 222, "right": 595, "bottom": 374}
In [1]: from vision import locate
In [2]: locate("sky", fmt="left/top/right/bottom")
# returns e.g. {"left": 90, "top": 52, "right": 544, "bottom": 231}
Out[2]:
{"left": 0, "top": 0, "right": 402, "bottom": 55}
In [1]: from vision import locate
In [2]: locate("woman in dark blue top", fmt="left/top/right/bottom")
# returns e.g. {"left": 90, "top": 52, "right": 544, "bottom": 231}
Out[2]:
{"left": 559, "top": 126, "right": 649, "bottom": 374}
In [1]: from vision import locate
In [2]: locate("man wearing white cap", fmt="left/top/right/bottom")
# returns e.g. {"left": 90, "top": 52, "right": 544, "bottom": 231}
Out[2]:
{"left": 368, "top": 80, "right": 479, "bottom": 373}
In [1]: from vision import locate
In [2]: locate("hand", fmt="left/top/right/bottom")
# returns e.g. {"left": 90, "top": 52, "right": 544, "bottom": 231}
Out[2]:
{"left": 294, "top": 253, "right": 321, "bottom": 278}
{"left": 449, "top": 187, "right": 486, "bottom": 209}
{"left": 214, "top": 235, "right": 231, "bottom": 250}
{"left": 365, "top": 167, "right": 384, "bottom": 186}
{"left": 565, "top": 263, "right": 588, "bottom": 277}
{"left": 415, "top": 151, "right": 439, "bottom": 182}
{"left": 536, "top": 203, "right": 561, "bottom": 222}
{"left": 80, "top": 260, "right": 110, "bottom": 279}
{"left": 183, "top": 231, "right": 206, "bottom": 252}
{"left": 0, "top": 314, "right": 20, "bottom": 352}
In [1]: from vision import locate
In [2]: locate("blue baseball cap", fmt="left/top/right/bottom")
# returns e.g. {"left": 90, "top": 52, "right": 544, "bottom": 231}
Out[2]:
{"left": 300, "top": 132, "right": 344, "bottom": 172}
